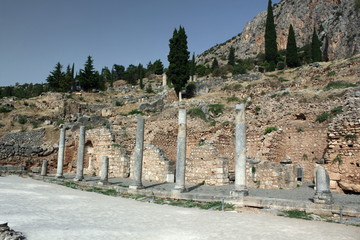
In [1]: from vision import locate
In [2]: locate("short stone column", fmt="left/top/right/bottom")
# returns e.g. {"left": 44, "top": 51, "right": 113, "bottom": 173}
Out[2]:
{"left": 231, "top": 103, "right": 249, "bottom": 197}
{"left": 74, "top": 126, "right": 85, "bottom": 181}
{"left": 129, "top": 116, "right": 145, "bottom": 189}
{"left": 98, "top": 156, "right": 109, "bottom": 185}
{"left": 314, "top": 166, "right": 333, "bottom": 204}
{"left": 162, "top": 73, "right": 167, "bottom": 86}
{"left": 173, "top": 108, "right": 187, "bottom": 193}
{"left": 41, "top": 160, "right": 48, "bottom": 176}
{"left": 55, "top": 127, "right": 66, "bottom": 178}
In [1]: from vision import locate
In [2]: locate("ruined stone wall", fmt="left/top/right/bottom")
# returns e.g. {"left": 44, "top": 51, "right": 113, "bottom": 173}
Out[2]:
{"left": 186, "top": 142, "right": 229, "bottom": 185}
{"left": 65, "top": 128, "right": 129, "bottom": 178}
{"left": 129, "top": 144, "right": 174, "bottom": 182}
{"left": 325, "top": 88, "right": 360, "bottom": 192}
{"left": 247, "top": 161, "right": 297, "bottom": 189}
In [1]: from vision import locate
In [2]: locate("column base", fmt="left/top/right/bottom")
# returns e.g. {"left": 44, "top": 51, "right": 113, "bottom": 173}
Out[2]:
{"left": 129, "top": 185, "right": 144, "bottom": 190}
{"left": 55, "top": 174, "right": 64, "bottom": 179}
{"left": 73, "top": 176, "right": 84, "bottom": 182}
{"left": 314, "top": 191, "right": 333, "bottom": 204}
{"left": 98, "top": 181, "right": 109, "bottom": 186}
{"left": 172, "top": 186, "right": 186, "bottom": 193}
{"left": 230, "top": 188, "right": 249, "bottom": 198}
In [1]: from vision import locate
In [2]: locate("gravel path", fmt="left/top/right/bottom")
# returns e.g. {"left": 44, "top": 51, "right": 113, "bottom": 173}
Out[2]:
{"left": 1, "top": 175, "right": 359, "bottom": 240}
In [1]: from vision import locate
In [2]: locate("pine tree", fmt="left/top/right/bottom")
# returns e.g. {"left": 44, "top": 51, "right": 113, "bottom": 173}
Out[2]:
{"left": 264, "top": 0, "right": 278, "bottom": 70}
{"left": 77, "top": 56, "right": 103, "bottom": 91}
{"left": 311, "top": 28, "right": 322, "bottom": 62}
{"left": 211, "top": 58, "right": 219, "bottom": 72}
{"left": 152, "top": 59, "right": 164, "bottom": 75}
{"left": 46, "top": 62, "right": 64, "bottom": 91}
{"left": 228, "top": 47, "right": 236, "bottom": 66}
{"left": 286, "top": 24, "right": 300, "bottom": 68}
{"left": 167, "top": 26, "right": 190, "bottom": 94}
{"left": 61, "top": 64, "right": 74, "bottom": 91}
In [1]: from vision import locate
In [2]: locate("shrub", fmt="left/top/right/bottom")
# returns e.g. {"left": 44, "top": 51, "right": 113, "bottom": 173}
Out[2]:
{"left": 316, "top": 112, "right": 331, "bottom": 123}
{"left": 264, "top": 126, "right": 278, "bottom": 135}
{"left": 18, "top": 117, "right": 27, "bottom": 124}
{"left": 128, "top": 109, "right": 143, "bottom": 115}
{"left": 145, "top": 85, "right": 154, "bottom": 93}
{"left": 327, "top": 71, "right": 336, "bottom": 76}
{"left": 227, "top": 95, "right": 240, "bottom": 102}
{"left": 188, "top": 108, "right": 207, "bottom": 121}
{"left": 208, "top": 104, "right": 224, "bottom": 117}
{"left": 324, "top": 81, "right": 357, "bottom": 91}
{"left": 330, "top": 106, "right": 343, "bottom": 115}
{"left": 345, "top": 134, "right": 357, "bottom": 140}
{"left": 55, "top": 119, "right": 64, "bottom": 126}
{"left": 255, "top": 106, "right": 261, "bottom": 113}
{"left": 0, "top": 106, "right": 12, "bottom": 113}
{"left": 276, "top": 61, "right": 286, "bottom": 70}
{"left": 185, "top": 82, "right": 196, "bottom": 98}
{"left": 115, "top": 101, "right": 124, "bottom": 107}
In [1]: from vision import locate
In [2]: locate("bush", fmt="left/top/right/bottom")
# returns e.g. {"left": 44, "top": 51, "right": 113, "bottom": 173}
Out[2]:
{"left": 188, "top": 108, "right": 207, "bottom": 121}
{"left": 227, "top": 95, "right": 240, "bottom": 102}
{"left": 264, "top": 126, "right": 278, "bottom": 135}
{"left": 128, "top": 109, "right": 143, "bottom": 115}
{"left": 0, "top": 106, "right": 12, "bottom": 113}
{"left": 18, "top": 117, "right": 27, "bottom": 124}
{"left": 355, "top": 0, "right": 360, "bottom": 12}
{"left": 316, "top": 112, "right": 331, "bottom": 123}
{"left": 185, "top": 82, "right": 196, "bottom": 98}
{"left": 208, "top": 104, "right": 224, "bottom": 117}
{"left": 324, "top": 81, "right": 357, "bottom": 91}
{"left": 330, "top": 106, "right": 343, "bottom": 115}
{"left": 115, "top": 101, "right": 124, "bottom": 107}
{"left": 276, "top": 61, "right": 286, "bottom": 70}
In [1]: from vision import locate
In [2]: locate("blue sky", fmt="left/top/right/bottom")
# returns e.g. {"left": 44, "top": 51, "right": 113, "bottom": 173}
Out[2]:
{"left": 0, "top": 0, "right": 280, "bottom": 86}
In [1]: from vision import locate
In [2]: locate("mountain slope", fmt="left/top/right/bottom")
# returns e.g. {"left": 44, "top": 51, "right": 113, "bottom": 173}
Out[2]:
{"left": 197, "top": 0, "right": 360, "bottom": 65}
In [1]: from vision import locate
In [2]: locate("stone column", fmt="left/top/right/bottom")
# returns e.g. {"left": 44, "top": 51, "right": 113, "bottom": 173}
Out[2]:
{"left": 55, "top": 127, "right": 66, "bottom": 178}
{"left": 162, "top": 73, "right": 167, "bottom": 86}
{"left": 314, "top": 166, "right": 333, "bottom": 204}
{"left": 173, "top": 108, "right": 187, "bottom": 193}
{"left": 231, "top": 103, "right": 249, "bottom": 197}
{"left": 41, "top": 160, "right": 48, "bottom": 176}
{"left": 129, "top": 116, "right": 145, "bottom": 189}
{"left": 179, "top": 92, "right": 182, "bottom": 101}
{"left": 98, "top": 156, "right": 109, "bottom": 185}
{"left": 74, "top": 126, "right": 85, "bottom": 181}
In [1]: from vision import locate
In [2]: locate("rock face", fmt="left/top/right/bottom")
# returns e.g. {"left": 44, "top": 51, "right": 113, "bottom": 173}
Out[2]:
{"left": 197, "top": 0, "right": 360, "bottom": 65}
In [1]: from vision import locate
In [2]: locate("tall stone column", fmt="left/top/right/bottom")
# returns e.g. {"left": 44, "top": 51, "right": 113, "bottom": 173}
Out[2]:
{"left": 129, "top": 116, "right": 145, "bottom": 189}
{"left": 55, "top": 127, "right": 66, "bottom": 178}
{"left": 98, "top": 156, "right": 109, "bottom": 185}
{"left": 173, "top": 108, "right": 187, "bottom": 193}
{"left": 41, "top": 160, "right": 48, "bottom": 176}
{"left": 314, "top": 166, "right": 333, "bottom": 204}
{"left": 74, "top": 126, "right": 85, "bottom": 181}
{"left": 231, "top": 103, "right": 249, "bottom": 197}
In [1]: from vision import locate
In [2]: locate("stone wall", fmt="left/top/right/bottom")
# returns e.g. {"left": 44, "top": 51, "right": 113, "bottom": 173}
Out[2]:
{"left": 129, "top": 144, "right": 174, "bottom": 182}
{"left": 186, "top": 141, "right": 229, "bottom": 185}
{"left": 325, "top": 88, "right": 360, "bottom": 192}
{"left": 247, "top": 161, "right": 297, "bottom": 189}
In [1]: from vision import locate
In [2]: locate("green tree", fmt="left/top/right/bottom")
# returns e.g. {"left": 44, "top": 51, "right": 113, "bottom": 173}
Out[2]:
{"left": 228, "top": 47, "right": 236, "bottom": 66}
{"left": 46, "top": 62, "right": 64, "bottom": 91}
{"left": 211, "top": 58, "right": 219, "bottom": 72}
{"left": 311, "top": 28, "right": 322, "bottom": 62}
{"left": 59, "top": 64, "right": 75, "bottom": 91}
{"left": 286, "top": 24, "right": 300, "bottom": 68}
{"left": 264, "top": 0, "right": 278, "bottom": 70}
{"left": 152, "top": 59, "right": 164, "bottom": 75}
{"left": 77, "top": 56, "right": 103, "bottom": 91}
{"left": 167, "top": 26, "right": 190, "bottom": 94}
{"left": 113, "top": 64, "right": 125, "bottom": 80}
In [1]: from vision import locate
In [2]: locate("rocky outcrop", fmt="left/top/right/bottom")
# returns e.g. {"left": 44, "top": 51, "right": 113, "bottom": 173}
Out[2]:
{"left": 197, "top": 0, "right": 360, "bottom": 65}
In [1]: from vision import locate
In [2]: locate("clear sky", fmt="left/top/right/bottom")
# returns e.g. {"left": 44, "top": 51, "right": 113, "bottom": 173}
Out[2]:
{"left": 0, "top": 0, "right": 280, "bottom": 87}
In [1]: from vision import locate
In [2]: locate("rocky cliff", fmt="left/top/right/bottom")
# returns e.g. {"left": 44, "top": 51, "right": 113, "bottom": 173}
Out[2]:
{"left": 197, "top": 0, "right": 360, "bottom": 65}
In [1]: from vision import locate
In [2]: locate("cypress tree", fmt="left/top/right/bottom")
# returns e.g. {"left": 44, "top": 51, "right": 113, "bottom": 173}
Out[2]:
{"left": 46, "top": 62, "right": 64, "bottom": 91}
{"left": 311, "top": 28, "right": 322, "bottom": 62}
{"left": 286, "top": 24, "right": 300, "bottom": 68}
{"left": 264, "top": 0, "right": 278, "bottom": 70}
{"left": 228, "top": 47, "right": 236, "bottom": 66}
{"left": 167, "top": 26, "right": 190, "bottom": 94}
{"left": 211, "top": 58, "right": 219, "bottom": 72}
